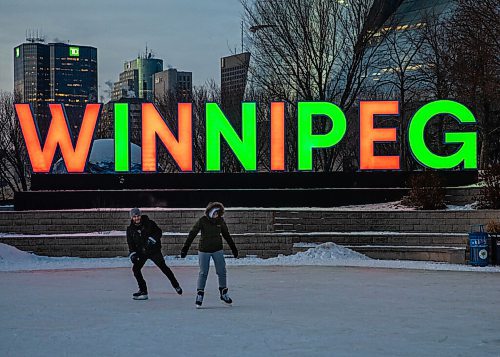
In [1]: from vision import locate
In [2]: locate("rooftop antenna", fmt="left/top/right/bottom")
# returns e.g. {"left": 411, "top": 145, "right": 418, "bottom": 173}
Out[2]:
{"left": 26, "top": 28, "right": 45, "bottom": 43}
{"left": 241, "top": 21, "right": 244, "bottom": 53}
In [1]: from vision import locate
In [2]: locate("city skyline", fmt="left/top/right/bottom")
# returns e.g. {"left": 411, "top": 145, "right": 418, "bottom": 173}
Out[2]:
{"left": 0, "top": 0, "right": 243, "bottom": 100}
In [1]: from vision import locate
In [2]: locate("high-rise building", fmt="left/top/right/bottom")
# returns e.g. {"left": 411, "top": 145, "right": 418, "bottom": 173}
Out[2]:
{"left": 112, "top": 54, "right": 163, "bottom": 102}
{"left": 220, "top": 52, "right": 250, "bottom": 121}
{"left": 111, "top": 69, "right": 139, "bottom": 101}
{"left": 369, "top": 0, "right": 455, "bottom": 85}
{"left": 14, "top": 41, "right": 50, "bottom": 128}
{"left": 153, "top": 68, "right": 192, "bottom": 102}
{"left": 390, "top": 0, "right": 454, "bottom": 26}
{"left": 14, "top": 39, "right": 97, "bottom": 136}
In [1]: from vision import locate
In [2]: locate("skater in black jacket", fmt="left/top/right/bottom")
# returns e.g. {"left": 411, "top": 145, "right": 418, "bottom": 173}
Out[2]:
{"left": 180, "top": 202, "right": 238, "bottom": 308}
{"left": 127, "top": 208, "right": 182, "bottom": 300}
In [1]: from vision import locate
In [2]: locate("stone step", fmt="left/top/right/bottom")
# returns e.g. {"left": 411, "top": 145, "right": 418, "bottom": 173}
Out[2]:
{"left": 285, "top": 232, "right": 468, "bottom": 246}
{"left": 272, "top": 210, "right": 498, "bottom": 233}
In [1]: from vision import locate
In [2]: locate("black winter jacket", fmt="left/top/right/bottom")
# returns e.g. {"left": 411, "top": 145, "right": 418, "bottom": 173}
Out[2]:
{"left": 183, "top": 202, "right": 237, "bottom": 254}
{"left": 126, "top": 215, "right": 162, "bottom": 256}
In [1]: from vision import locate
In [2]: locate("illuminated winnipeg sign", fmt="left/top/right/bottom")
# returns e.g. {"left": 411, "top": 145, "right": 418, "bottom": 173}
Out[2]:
{"left": 15, "top": 100, "right": 477, "bottom": 173}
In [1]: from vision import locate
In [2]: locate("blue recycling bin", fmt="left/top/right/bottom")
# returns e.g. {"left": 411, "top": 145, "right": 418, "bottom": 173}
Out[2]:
{"left": 469, "top": 225, "right": 489, "bottom": 267}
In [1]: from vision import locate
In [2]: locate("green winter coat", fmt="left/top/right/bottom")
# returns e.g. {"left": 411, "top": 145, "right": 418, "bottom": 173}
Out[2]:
{"left": 183, "top": 202, "right": 238, "bottom": 254}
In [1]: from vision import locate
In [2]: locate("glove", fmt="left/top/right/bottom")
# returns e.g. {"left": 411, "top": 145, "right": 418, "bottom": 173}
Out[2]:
{"left": 129, "top": 252, "right": 140, "bottom": 264}
{"left": 147, "top": 237, "right": 157, "bottom": 248}
{"left": 232, "top": 248, "right": 239, "bottom": 259}
{"left": 180, "top": 247, "right": 188, "bottom": 258}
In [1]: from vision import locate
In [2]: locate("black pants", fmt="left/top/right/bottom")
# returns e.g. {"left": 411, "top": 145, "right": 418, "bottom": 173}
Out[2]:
{"left": 132, "top": 251, "right": 180, "bottom": 293}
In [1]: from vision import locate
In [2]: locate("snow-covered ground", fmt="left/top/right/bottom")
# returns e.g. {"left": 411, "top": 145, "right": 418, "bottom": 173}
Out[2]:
{"left": 1, "top": 242, "right": 499, "bottom": 273}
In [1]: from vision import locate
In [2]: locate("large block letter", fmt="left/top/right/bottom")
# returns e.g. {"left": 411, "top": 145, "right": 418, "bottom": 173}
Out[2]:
{"left": 142, "top": 103, "right": 192, "bottom": 172}
{"left": 359, "top": 101, "right": 400, "bottom": 170}
{"left": 298, "top": 102, "right": 346, "bottom": 170}
{"left": 408, "top": 100, "right": 477, "bottom": 169}
{"left": 114, "top": 103, "right": 129, "bottom": 172}
{"left": 206, "top": 103, "right": 257, "bottom": 171}
{"left": 271, "top": 102, "right": 285, "bottom": 171}
{"left": 16, "top": 103, "right": 100, "bottom": 173}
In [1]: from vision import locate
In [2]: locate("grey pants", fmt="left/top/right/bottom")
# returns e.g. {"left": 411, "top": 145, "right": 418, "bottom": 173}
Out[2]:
{"left": 197, "top": 250, "right": 227, "bottom": 291}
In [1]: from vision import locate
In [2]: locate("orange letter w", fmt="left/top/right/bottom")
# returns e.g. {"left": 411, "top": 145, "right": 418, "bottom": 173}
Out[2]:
{"left": 15, "top": 103, "right": 101, "bottom": 173}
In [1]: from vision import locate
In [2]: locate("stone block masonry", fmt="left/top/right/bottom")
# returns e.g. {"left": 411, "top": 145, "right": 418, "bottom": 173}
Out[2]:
{"left": 0, "top": 208, "right": 498, "bottom": 263}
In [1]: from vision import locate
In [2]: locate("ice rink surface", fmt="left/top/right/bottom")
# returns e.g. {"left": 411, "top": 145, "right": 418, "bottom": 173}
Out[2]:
{"left": 1, "top": 265, "right": 499, "bottom": 357}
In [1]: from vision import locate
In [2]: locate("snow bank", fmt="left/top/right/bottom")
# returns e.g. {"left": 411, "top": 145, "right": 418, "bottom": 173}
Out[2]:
{"left": 0, "top": 243, "right": 40, "bottom": 265}
{"left": 0, "top": 243, "right": 130, "bottom": 272}
{"left": 1, "top": 242, "right": 500, "bottom": 273}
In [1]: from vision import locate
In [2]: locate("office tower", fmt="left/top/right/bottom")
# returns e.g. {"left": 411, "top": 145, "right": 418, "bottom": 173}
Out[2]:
{"left": 49, "top": 43, "right": 98, "bottom": 132}
{"left": 14, "top": 38, "right": 97, "bottom": 136}
{"left": 14, "top": 39, "right": 50, "bottom": 130}
{"left": 153, "top": 68, "right": 192, "bottom": 102}
{"left": 220, "top": 52, "right": 250, "bottom": 121}
{"left": 112, "top": 53, "right": 163, "bottom": 101}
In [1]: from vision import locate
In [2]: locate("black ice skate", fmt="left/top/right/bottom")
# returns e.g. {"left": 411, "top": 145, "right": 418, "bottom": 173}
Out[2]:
{"left": 174, "top": 286, "right": 183, "bottom": 295}
{"left": 132, "top": 291, "right": 148, "bottom": 300}
{"left": 195, "top": 290, "right": 204, "bottom": 308}
{"left": 219, "top": 287, "right": 232, "bottom": 305}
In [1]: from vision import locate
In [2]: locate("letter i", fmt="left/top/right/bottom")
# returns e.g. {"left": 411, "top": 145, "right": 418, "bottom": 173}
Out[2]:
{"left": 114, "top": 103, "right": 130, "bottom": 172}
{"left": 271, "top": 102, "right": 285, "bottom": 171}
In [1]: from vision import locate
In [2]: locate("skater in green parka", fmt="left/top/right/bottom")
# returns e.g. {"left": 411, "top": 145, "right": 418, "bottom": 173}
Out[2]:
{"left": 180, "top": 202, "right": 238, "bottom": 308}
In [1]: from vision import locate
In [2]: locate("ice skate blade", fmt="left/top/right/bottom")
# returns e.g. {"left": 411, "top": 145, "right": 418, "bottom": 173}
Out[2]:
{"left": 195, "top": 304, "right": 202, "bottom": 309}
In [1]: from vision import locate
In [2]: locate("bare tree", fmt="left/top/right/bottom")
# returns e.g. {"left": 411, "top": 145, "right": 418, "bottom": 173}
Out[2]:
{"left": 446, "top": 0, "right": 500, "bottom": 167}
{"left": 0, "top": 91, "right": 31, "bottom": 196}
{"left": 372, "top": 22, "right": 427, "bottom": 170}
{"left": 242, "top": 0, "right": 388, "bottom": 171}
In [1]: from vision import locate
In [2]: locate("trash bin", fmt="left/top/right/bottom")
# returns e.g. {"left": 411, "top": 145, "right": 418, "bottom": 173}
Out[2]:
{"left": 469, "top": 225, "right": 489, "bottom": 267}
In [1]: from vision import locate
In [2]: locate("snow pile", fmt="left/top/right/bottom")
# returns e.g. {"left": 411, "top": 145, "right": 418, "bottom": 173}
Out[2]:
{"left": 272, "top": 242, "right": 370, "bottom": 263}
{"left": 445, "top": 202, "right": 478, "bottom": 210}
{"left": 333, "top": 201, "right": 414, "bottom": 211}
{"left": 0, "top": 243, "right": 40, "bottom": 265}
{"left": 0, "top": 243, "right": 130, "bottom": 272}
{"left": 323, "top": 201, "right": 478, "bottom": 211}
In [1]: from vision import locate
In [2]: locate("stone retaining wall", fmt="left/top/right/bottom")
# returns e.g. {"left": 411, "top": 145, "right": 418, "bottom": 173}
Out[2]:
{"left": 445, "top": 188, "right": 481, "bottom": 205}
{"left": 0, "top": 234, "right": 293, "bottom": 259}
{"left": 1, "top": 209, "right": 498, "bottom": 235}
{"left": 273, "top": 210, "right": 499, "bottom": 233}
{"left": 0, "top": 209, "right": 498, "bottom": 261}
{"left": 0, "top": 209, "right": 274, "bottom": 234}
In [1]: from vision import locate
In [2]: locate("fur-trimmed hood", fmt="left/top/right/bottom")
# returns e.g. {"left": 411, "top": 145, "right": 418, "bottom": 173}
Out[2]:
{"left": 205, "top": 202, "right": 225, "bottom": 218}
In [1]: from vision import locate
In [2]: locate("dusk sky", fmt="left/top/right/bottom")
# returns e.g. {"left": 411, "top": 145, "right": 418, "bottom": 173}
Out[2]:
{"left": 0, "top": 0, "right": 243, "bottom": 100}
